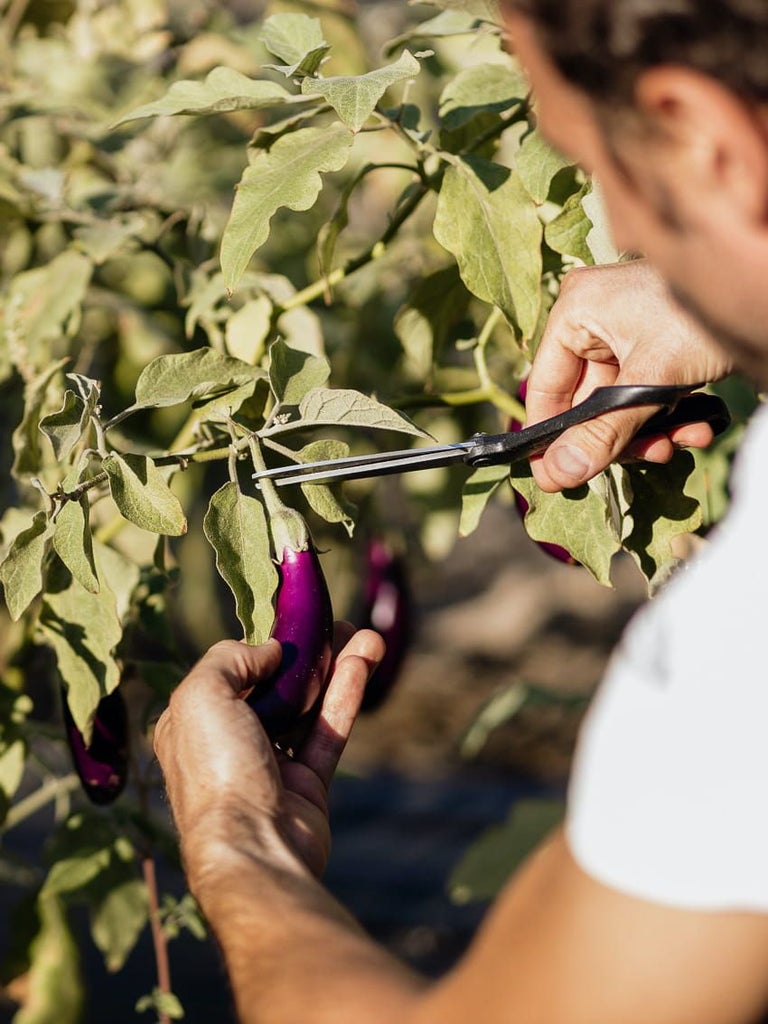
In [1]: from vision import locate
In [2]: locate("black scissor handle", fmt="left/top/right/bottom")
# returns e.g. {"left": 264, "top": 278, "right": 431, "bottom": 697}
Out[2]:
{"left": 468, "top": 384, "right": 731, "bottom": 469}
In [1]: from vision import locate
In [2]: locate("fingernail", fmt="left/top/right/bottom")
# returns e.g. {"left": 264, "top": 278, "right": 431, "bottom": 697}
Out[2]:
{"left": 550, "top": 445, "right": 590, "bottom": 483}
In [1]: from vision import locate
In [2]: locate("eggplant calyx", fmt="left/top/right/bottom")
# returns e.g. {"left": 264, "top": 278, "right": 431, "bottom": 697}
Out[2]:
{"left": 270, "top": 508, "right": 310, "bottom": 561}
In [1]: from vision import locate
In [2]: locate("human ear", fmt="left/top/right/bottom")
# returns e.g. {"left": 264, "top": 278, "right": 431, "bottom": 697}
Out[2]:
{"left": 634, "top": 68, "right": 768, "bottom": 226}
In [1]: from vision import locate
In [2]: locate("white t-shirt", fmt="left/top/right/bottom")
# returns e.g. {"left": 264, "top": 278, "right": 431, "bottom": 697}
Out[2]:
{"left": 567, "top": 401, "right": 768, "bottom": 911}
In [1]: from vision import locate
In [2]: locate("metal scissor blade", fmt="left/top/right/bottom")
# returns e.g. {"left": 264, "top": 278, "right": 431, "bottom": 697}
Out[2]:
{"left": 253, "top": 440, "right": 474, "bottom": 487}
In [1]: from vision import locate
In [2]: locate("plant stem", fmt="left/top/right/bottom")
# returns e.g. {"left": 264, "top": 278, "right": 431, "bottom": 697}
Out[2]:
{"left": 2, "top": 774, "right": 81, "bottom": 833}
{"left": 142, "top": 854, "right": 172, "bottom": 1024}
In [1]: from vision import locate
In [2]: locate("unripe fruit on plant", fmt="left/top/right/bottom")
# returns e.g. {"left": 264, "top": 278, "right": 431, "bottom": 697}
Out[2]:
{"left": 246, "top": 545, "right": 334, "bottom": 744}
{"left": 509, "top": 380, "right": 578, "bottom": 566}
{"left": 62, "top": 686, "right": 128, "bottom": 805}
{"left": 357, "top": 538, "right": 412, "bottom": 713}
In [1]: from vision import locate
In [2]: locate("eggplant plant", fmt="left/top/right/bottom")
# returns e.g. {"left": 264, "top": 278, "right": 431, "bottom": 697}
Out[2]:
{"left": 0, "top": 0, "right": 750, "bottom": 1020}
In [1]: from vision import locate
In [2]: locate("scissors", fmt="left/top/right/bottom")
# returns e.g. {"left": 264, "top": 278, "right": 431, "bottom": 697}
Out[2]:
{"left": 252, "top": 383, "right": 730, "bottom": 488}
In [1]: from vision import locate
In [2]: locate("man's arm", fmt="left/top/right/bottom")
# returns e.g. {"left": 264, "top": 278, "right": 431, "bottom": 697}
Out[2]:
{"left": 155, "top": 635, "right": 768, "bottom": 1024}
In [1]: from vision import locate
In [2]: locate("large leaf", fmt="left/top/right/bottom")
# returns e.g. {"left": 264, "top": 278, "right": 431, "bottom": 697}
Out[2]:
{"left": 301, "top": 51, "right": 421, "bottom": 133}
{"left": 103, "top": 454, "right": 187, "bottom": 536}
{"left": 112, "top": 68, "right": 298, "bottom": 125}
{"left": 128, "top": 348, "right": 265, "bottom": 414}
{"left": 14, "top": 895, "right": 83, "bottom": 1024}
{"left": 508, "top": 466, "right": 621, "bottom": 586}
{"left": 260, "top": 13, "right": 330, "bottom": 78}
{"left": 39, "top": 556, "right": 122, "bottom": 740}
{"left": 544, "top": 180, "right": 595, "bottom": 265}
{"left": 623, "top": 452, "right": 702, "bottom": 589}
{"left": 269, "top": 339, "right": 330, "bottom": 405}
{"left": 52, "top": 499, "right": 99, "bottom": 594}
{"left": 433, "top": 156, "right": 542, "bottom": 339}
{"left": 12, "top": 357, "right": 69, "bottom": 478}
{"left": 449, "top": 798, "right": 565, "bottom": 904}
{"left": 0, "top": 511, "right": 54, "bottom": 621}
{"left": 394, "top": 264, "right": 470, "bottom": 378}
{"left": 276, "top": 387, "right": 429, "bottom": 437}
{"left": 460, "top": 465, "right": 510, "bottom": 537}
{"left": 516, "top": 130, "right": 571, "bottom": 205}
{"left": 220, "top": 123, "right": 354, "bottom": 294}
{"left": 203, "top": 482, "right": 278, "bottom": 645}
{"left": 438, "top": 62, "right": 526, "bottom": 142}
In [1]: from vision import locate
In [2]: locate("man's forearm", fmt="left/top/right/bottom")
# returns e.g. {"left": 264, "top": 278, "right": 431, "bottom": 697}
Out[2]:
{"left": 189, "top": 838, "right": 427, "bottom": 1024}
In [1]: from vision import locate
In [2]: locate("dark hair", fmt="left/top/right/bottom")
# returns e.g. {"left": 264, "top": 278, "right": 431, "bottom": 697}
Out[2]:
{"left": 507, "top": 0, "right": 768, "bottom": 107}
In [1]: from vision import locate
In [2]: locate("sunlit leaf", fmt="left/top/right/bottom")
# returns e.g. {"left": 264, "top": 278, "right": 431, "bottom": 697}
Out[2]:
{"left": 129, "top": 348, "right": 265, "bottom": 414}
{"left": 288, "top": 387, "right": 429, "bottom": 436}
{"left": 40, "top": 392, "right": 87, "bottom": 461}
{"left": 384, "top": 8, "right": 484, "bottom": 55}
{"left": 53, "top": 499, "right": 99, "bottom": 594}
{"left": 269, "top": 340, "right": 330, "bottom": 405}
{"left": 203, "top": 482, "right": 278, "bottom": 644}
{"left": 260, "top": 13, "right": 330, "bottom": 78}
{"left": 0, "top": 511, "right": 53, "bottom": 621}
{"left": 136, "top": 989, "right": 184, "bottom": 1020}
{"left": 544, "top": 180, "right": 595, "bottom": 265}
{"left": 301, "top": 51, "right": 421, "bottom": 133}
{"left": 298, "top": 441, "right": 356, "bottom": 536}
{"left": 12, "top": 357, "right": 69, "bottom": 478}
{"left": 91, "top": 878, "right": 148, "bottom": 973}
{"left": 103, "top": 454, "right": 187, "bottom": 536}
{"left": 438, "top": 62, "right": 526, "bottom": 151}
{"left": 394, "top": 264, "right": 470, "bottom": 378}
{"left": 459, "top": 464, "right": 509, "bottom": 537}
{"left": 14, "top": 895, "right": 83, "bottom": 1024}
{"left": 433, "top": 155, "right": 542, "bottom": 339}
{"left": 221, "top": 124, "right": 354, "bottom": 294}
{"left": 112, "top": 68, "right": 299, "bottom": 125}
{"left": 516, "top": 130, "right": 571, "bottom": 204}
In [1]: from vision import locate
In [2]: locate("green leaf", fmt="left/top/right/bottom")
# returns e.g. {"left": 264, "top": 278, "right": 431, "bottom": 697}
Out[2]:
{"left": 508, "top": 466, "right": 621, "bottom": 586}
{"left": 394, "top": 264, "right": 470, "bottom": 378}
{"left": 53, "top": 499, "right": 99, "bottom": 594}
{"left": 72, "top": 214, "right": 147, "bottom": 264}
{"left": 260, "top": 13, "right": 330, "bottom": 78}
{"left": 433, "top": 156, "right": 543, "bottom": 339}
{"left": 14, "top": 895, "right": 84, "bottom": 1024}
{"left": 136, "top": 988, "right": 185, "bottom": 1020}
{"left": 130, "top": 348, "right": 266, "bottom": 414}
{"left": 268, "top": 339, "right": 330, "bottom": 405}
{"left": 289, "top": 387, "right": 429, "bottom": 437}
{"left": 112, "top": 68, "right": 298, "bottom": 125}
{"left": 39, "top": 372, "right": 100, "bottom": 462}
{"left": 623, "top": 452, "right": 702, "bottom": 589}
{"left": 103, "top": 454, "right": 187, "bottom": 537}
{"left": 544, "top": 180, "right": 595, "bottom": 265}
{"left": 301, "top": 51, "right": 421, "bottom": 133}
{"left": 41, "top": 847, "right": 113, "bottom": 898}
{"left": 449, "top": 798, "right": 565, "bottom": 904}
{"left": 4, "top": 251, "right": 92, "bottom": 369}
{"left": 39, "top": 555, "right": 122, "bottom": 740}
{"left": 438, "top": 62, "right": 526, "bottom": 141}
{"left": 91, "top": 878, "right": 148, "bottom": 973}
{"left": 225, "top": 297, "right": 273, "bottom": 365}
{"left": 460, "top": 464, "right": 510, "bottom": 537}
{"left": 94, "top": 541, "right": 140, "bottom": 623}
{"left": 298, "top": 441, "right": 356, "bottom": 536}
{"left": 384, "top": 8, "right": 483, "bottom": 55}
{"left": 0, "top": 510, "right": 53, "bottom": 621}
{"left": 12, "top": 357, "right": 70, "bottom": 478}
{"left": 203, "top": 482, "right": 278, "bottom": 645}
{"left": 221, "top": 123, "right": 354, "bottom": 294}
{"left": 516, "top": 130, "right": 572, "bottom": 204}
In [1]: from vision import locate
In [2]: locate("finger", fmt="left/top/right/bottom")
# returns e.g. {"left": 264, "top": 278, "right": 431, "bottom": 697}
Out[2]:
{"left": 184, "top": 638, "right": 283, "bottom": 697}
{"left": 299, "top": 629, "right": 385, "bottom": 790}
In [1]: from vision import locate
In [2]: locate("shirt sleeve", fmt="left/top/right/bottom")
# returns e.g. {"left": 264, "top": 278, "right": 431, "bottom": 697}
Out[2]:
{"left": 566, "top": 404, "right": 768, "bottom": 911}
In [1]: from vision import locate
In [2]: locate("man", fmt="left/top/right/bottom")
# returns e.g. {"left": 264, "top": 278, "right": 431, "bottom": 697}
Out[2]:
{"left": 154, "top": 3, "right": 768, "bottom": 1021}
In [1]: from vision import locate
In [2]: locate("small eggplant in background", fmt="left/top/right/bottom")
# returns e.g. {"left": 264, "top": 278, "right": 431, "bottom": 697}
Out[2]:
{"left": 509, "top": 381, "right": 578, "bottom": 566}
{"left": 247, "top": 544, "right": 334, "bottom": 745}
{"left": 356, "top": 538, "right": 413, "bottom": 713}
{"left": 62, "top": 686, "right": 129, "bottom": 805}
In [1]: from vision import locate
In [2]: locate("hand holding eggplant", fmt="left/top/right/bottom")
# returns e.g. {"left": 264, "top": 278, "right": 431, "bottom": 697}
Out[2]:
{"left": 153, "top": 629, "right": 384, "bottom": 883}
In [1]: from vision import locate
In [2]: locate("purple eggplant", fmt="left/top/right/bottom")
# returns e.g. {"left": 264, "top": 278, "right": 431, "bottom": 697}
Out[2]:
{"left": 62, "top": 686, "right": 128, "bottom": 805}
{"left": 247, "top": 545, "right": 334, "bottom": 743}
{"left": 357, "top": 539, "right": 412, "bottom": 713}
{"left": 509, "top": 381, "right": 578, "bottom": 566}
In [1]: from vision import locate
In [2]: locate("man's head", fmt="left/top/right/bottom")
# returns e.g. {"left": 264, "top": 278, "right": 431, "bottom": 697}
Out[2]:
{"left": 503, "top": 1, "right": 768, "bottom": 384}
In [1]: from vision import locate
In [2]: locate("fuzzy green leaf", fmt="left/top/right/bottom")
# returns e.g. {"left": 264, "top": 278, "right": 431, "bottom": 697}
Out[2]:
{"left": 39, "top": 556, "right": 122, "bottom": 741}
{"left": 449, "top": 798, "right": 565, "bottom": 904}
{"left": 103, "top": 454, "right": 187, "bottom": 536}
{"left": 291, "top": 387, "right": 429, "bottom": 436}
{"left": 112, "top": 68, "right": 298, "bottom": 125}
{"left": 15, "top": 895, "right": 84, "bottom": 1024}
{"left": 130, "top": 348, "right": 265, "bottom": 413}
{"left": 203, "top": 482, "right": 278, "bottom": 645}
{"left": 260, "top": 14, "right": 330, "bottom": 78}
{"left": 298, "top": 441, "right": 356, "bottom": 536}
{"left": 516, "top": 130, "right": 572, "bottom": 204}
{"left": 91, "top": 878, "right": 148, "bottom": 973}
{"left": 301, "top": 51, "right": 421, "bottom": 133}
{"left": 384, "top": 9, "right": 483, "bottom": 55}
{"left": 0, "top": 510, "right": 53, "bottom": 621}
{"left": 508, "top": 466, "right": 621, "bottom": 586}
{"left": 53, "top": 499, "right": 99, "bottom": 594}
{"left": 39, "top": 392, "right": 87, "bottom": 461}
{"left": 434, "top": 156, "right": 542, "bottom": 339}
{"left": 438, "top": 62, "right": 526, "bottom": 136}
{"left": 394, "top": 264, "right": 470, "bottom": 378}
{"left": 623, "top": 452, "right": 702, "bottom": 589}
{"left": 544, "top": 180, "right": 595, "bottom": 265}
{"left": 460, "top": 464, "right": 510, "bottom": 537}
{"left": 221, "top": 124, "right": 354, "bottom": 294}
{"left": 269, "top": 340, "right": 330, "bottom": 405}
{"left": 12, "top": 357, "right": 69, "bottom": 478}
